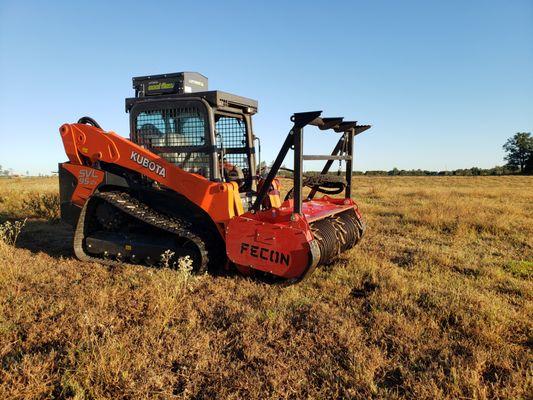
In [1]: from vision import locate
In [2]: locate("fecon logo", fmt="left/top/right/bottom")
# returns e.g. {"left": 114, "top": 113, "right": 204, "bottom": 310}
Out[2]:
{"left": 240, "top": 243, "right": 290, "bottom": 266}
{"left": 130, "top": 151, "right": 166, "bottom": 177}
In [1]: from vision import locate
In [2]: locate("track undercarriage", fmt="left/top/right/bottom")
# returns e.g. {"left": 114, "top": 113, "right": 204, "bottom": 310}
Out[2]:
{"left": 74, "top": 191, "right": 211, "bottom": 272}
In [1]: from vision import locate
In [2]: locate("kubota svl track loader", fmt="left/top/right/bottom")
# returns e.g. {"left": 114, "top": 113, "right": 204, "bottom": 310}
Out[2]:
{"left": 59, "top": 72, "right": 370, "bottom": 280}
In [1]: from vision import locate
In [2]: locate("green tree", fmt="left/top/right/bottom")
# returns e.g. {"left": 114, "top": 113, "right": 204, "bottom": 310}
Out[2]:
{"left": 503, "top": 132, "right": 533, "bottom": 172}
{"left": 525, "top": 152, "right": 533, "bottom": 174}
{"left": 388, "top": 167, "right": 400, "bottom": 176}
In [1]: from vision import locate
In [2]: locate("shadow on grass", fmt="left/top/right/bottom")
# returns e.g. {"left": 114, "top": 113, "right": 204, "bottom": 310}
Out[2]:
{"left": 16, "top": 219, "right": 74, "bottom": 258}
{"left": 12, "top": 219, "right": 241, "bottom": 279}
{"left": 11, "top": 219, "right": 329, "bottom": 285}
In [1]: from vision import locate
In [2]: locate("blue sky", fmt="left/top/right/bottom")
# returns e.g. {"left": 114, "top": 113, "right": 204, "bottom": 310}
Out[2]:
{"left": 0, "top": 0, "right": 532, "bottom": 175}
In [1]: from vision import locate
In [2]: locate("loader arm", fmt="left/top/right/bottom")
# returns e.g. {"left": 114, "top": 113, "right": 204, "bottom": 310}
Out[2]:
{"left": 60, "top": 122, "right": 243, "bottom": 224}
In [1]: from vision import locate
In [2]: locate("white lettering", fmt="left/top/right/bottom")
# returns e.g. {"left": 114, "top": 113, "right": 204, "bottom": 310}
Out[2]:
{"left": 130, "top": 151, "right": 166, "bottom": 177}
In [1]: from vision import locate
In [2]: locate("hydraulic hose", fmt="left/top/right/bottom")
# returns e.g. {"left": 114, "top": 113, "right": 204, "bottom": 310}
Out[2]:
{"left": 77, "top": 116, "right": 102, "bottom": 129}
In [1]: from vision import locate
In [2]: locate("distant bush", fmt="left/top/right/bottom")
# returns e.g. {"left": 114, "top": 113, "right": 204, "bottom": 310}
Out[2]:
{"left": 364, "top": 170, "right": 388, "bottom": 176}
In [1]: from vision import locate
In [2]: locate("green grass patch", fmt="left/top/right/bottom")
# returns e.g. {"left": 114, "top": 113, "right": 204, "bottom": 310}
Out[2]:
{"left": 504, "top": 260, "right": 533, "bottom": 279}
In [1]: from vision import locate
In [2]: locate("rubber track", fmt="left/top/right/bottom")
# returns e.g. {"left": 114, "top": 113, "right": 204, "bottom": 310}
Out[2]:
{"left": 73, "top": 191, "right": 209, "bottom": 272}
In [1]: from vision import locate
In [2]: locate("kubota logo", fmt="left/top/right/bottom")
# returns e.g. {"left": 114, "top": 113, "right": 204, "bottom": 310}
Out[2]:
{"left": 130, "top": 151, "right": 166, "bottom": 178}
{"left": 240, "top": 242, "right": 290, "bottom": 266}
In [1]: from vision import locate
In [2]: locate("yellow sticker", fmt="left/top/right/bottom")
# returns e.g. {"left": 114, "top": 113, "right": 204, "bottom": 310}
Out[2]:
{"left": 125, "top": 245, "right": 132, "bottom": 250}
{"left": 81, "top": 147, "right": 89, "bottom": 153}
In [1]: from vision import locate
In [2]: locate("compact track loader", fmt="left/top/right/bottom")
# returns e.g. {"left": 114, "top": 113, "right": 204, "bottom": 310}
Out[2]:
{"left": 59, "top": 72, "right": 370, "bottom": 280}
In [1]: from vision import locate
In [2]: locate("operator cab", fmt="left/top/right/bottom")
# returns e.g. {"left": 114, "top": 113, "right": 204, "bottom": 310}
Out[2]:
{"left": 125, "top": 72, "right": 258, "bottom": 194}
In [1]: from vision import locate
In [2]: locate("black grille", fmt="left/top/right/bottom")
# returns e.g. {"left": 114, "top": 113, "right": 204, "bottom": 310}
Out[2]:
{"left": 158, "top": 152, "right": 210, "bottom": 176}
{"left": 216, "top": 117, "right": 246, "bottom": 148}
{"left": 216, "top": 116, "right": 249, "bottom": 177}
{"left": 224, "top": 153, "right": 249, "bottom": 178}
{"left": 135, "top": 107, "right": 209, "bottom": 176}
{"left": 136, "top": 108, "right": 205, "bottom": 147}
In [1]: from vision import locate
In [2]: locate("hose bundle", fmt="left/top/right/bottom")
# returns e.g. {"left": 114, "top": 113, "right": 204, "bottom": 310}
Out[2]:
{"left": 284, "top": 174, "right": 346, "bottom": 201}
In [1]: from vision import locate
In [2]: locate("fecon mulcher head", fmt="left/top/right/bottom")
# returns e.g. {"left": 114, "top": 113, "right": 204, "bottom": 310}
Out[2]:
{"left": 59, "top": 72, "right": 370, "bottom": 281}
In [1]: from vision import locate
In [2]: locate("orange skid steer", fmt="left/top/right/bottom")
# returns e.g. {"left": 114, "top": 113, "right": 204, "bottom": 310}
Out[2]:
{"left": 59, "top": 72, "right": 370, "bottom": 281}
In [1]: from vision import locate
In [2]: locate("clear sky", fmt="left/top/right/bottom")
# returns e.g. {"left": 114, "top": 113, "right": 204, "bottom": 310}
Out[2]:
{"left": 0, "top": 0, "right": 532, "bottom": 175}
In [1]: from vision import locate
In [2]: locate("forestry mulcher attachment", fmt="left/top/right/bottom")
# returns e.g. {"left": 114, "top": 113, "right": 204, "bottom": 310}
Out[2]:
{"left": 59, "top": 72, "right": 370, "bottom": 280}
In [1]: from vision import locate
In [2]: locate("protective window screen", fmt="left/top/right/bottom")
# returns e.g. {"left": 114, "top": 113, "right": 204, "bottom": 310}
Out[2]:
{"left": 216, "top": 117, "right": 246, "bottom": 148}
{"left": 216, "top": 116, "right": 249, "bottom": 178}
{"left": 224, "top": 154, "right": 249, "bottom": 175}
{"left": 157, "top": 152, "right": 210, "bottom": 176}
{"left": 135, "top": 107, "right": 209, "bottom": 176}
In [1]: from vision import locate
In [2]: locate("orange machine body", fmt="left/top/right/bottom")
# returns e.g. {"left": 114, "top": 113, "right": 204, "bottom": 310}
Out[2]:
{"left": 60, "top": 122, "right": 361, "bottom": 278}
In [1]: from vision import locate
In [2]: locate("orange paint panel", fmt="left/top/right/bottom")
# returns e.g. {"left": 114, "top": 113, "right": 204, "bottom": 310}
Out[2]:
{"left": 59, "top": 124, "right": 82, "bottom": 164}
{"left": 226, "top": 216, "right": 311, "bottom": 279}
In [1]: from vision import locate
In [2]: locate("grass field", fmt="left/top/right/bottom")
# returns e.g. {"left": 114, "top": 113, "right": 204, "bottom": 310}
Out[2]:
{"left": 0, "top": 176, "right": 531, "bottom": 399}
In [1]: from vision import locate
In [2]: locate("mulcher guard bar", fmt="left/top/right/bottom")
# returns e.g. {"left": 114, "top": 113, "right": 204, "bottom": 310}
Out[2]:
{"left": 253, "top": 111, "right": 370, "bottom": 213}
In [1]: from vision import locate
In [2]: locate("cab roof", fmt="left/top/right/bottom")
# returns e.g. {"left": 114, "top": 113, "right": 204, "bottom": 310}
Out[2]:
{"left": 126, "top": 90, "right": 258, "bottom": 115}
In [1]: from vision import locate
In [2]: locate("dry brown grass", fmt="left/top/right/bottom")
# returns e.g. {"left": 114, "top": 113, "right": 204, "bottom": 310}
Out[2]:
{"left": 0, "top": 176, "right": 531, "bottom": 399}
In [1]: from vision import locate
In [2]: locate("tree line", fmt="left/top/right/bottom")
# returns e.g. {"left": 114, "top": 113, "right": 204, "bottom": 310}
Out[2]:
{"left": 311, "top": 132, "right": 533, "bottom": 177}
{"left": 352, "top": 166, "right": 522, "bottom": 177}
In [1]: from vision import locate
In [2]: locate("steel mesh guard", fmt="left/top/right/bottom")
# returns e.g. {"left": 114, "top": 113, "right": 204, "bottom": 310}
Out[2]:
{"left": 215, "top": 117, "right": 246, "bottom": 148}
{"left": 135, "top": 107, "right": 210, "bottom": 176}
{"left": 216, "top": 116, "right": 249, "bottom": 178}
